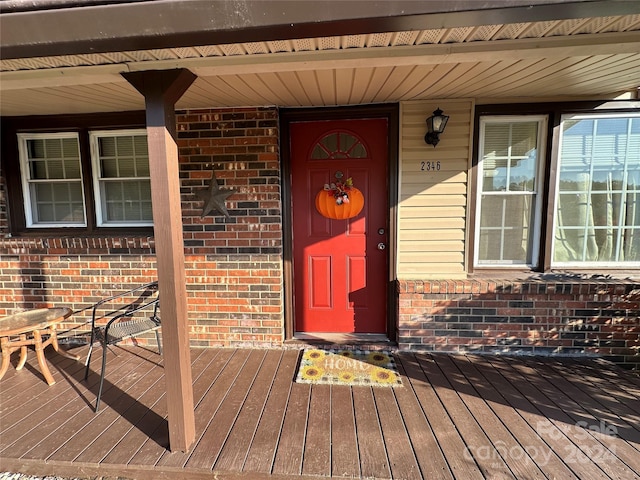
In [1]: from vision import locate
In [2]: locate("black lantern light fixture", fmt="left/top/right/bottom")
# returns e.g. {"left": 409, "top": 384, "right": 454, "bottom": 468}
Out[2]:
{"left": 424, "top": 107, "right": 449, "bottom": 147}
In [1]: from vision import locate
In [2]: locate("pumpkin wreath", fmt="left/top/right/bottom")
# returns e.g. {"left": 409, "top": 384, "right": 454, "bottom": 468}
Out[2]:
{"left": 315, "top": 177, "right": 364, "bottom": 220}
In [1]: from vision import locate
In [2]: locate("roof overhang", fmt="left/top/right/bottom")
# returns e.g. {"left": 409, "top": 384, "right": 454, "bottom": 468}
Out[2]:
{"left": 2, "top": 0, "right": 638, "bottom": 60}
{"left": 2, "top": 1, "right": 640, "bottom": 116}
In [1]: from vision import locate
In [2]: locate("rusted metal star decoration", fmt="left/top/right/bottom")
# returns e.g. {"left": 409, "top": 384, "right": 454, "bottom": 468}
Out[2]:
{"left": 197, "top": 170, "right": 235, "bottom": 218}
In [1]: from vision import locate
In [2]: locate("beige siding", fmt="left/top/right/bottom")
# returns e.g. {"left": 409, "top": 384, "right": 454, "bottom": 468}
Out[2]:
{"left": 397, "top": 99, "right": 474, "bottom": 278}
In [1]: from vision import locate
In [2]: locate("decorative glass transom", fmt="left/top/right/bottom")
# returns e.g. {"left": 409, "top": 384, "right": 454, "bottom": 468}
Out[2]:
{"left": 311, "top": 132, "right": 368, "bottom": 159}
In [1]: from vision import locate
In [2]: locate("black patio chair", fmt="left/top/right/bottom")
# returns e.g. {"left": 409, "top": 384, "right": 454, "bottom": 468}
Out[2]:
{"left": 84, "top": 281, "right": 161, "bottom": 412}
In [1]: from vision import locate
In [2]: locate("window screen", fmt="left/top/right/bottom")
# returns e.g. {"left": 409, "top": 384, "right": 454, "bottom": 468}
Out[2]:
{"left": 18, "top": 133, "right": 86, "bottom": 227}
{"left": 91, "top": 130, "right": 153, "bottom": 226}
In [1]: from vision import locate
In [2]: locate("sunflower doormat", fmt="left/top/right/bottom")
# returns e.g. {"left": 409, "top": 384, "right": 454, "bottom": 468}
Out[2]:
{"left": 295, "top": 348, "right": 402, "bottom": 387}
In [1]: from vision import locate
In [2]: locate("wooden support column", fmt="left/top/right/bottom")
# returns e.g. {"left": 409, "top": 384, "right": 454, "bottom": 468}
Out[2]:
{"left": 123, "top": 69, "right": 196, "bottom": 453}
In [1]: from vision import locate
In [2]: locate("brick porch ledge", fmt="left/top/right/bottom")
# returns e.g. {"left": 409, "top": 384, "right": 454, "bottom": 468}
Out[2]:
{"left": 397, "top": 278, "right": 640, "bottom": 370}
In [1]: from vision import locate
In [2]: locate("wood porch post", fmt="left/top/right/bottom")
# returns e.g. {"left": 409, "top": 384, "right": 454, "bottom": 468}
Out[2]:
{"left": 123, "top": 69, "right": 196, "bottom": 453}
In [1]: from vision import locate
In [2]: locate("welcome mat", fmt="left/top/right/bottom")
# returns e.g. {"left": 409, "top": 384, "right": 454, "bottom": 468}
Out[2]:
{"left": 295, "top": 348, "right": 402, "bottom": 387}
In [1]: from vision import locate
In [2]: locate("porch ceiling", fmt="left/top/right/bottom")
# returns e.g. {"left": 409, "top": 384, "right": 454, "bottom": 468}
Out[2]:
{"left": 1, "top": 15, "right": 640, "bottom": 116}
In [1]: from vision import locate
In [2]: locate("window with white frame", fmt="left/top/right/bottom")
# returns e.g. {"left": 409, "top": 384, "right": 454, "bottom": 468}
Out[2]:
{"left": 17, "top": 129, "right": 152, "bottom": 229}
{"left": 18, "top": 133, "right": 87, "bottom": 227}
{"left": 90, "top": 130, "right": 152, "bottom": 226}
{"left": 475, "top": 111, "right": 640, "bottom": 270}
{"left": 553, "top": 114, "right": 640, "bottom": 266}
{"left": 475, "top": 116, "right": 546, "bottom": 267}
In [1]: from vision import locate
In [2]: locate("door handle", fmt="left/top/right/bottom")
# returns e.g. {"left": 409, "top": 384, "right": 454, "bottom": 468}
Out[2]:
{"left": 377, "top": 243, "right": 386, "bottom": 250}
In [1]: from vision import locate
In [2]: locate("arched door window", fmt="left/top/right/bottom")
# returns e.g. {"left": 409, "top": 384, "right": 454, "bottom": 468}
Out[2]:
{"left": 311, "top": 131, "right": 368, "bottom": 159}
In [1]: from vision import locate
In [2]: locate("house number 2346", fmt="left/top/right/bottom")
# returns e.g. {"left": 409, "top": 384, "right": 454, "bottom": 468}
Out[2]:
{"left": 421, "top": 161, "right": 441, "bottom": 171}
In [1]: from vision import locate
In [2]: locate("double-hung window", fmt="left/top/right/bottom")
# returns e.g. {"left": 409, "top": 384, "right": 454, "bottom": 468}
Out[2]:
{"left": 16, "top": 128, "right": 152, "bottom": 229}
{"left": 475, "top": 109, "right": 640, "bottom": 270}
{"left": 475, "top": 116, "right": 546, "bottom": 267}
{"left": 90, "top": 130, "right": 152, "bottom": 226}
{"left": 18, "top": 133, "right": 86, "bottom": 227}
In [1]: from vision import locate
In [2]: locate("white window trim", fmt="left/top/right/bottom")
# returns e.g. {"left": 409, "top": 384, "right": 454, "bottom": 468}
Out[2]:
{"left": 89, "top": 129, "right": 152, "bottom": 227}
{"left": 474, "top": 115, "right": 547, "bottom": 268}
{"left": 551, "top": 112, "right": 640, "bottom": 268}
{"left": 17, "top": 132, "right": 87, "bottom": 228}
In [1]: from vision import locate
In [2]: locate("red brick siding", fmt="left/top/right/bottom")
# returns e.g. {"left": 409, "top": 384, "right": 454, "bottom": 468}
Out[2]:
{"left": 0, "top": 107, "right": 283, "bottom": 348}
{"left": 0, "top": 176, "right": 7, "bottom": 238}
{"left": 398, "top": 279, "right": 640, "bottom": 369}
{"left": 177, "top": 108, "right": 281, "bottom": 257}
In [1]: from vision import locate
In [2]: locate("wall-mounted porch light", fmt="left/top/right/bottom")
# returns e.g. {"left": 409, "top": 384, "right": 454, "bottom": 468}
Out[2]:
{"left": 424, "top": 108, "right": 449, "bottom": 147}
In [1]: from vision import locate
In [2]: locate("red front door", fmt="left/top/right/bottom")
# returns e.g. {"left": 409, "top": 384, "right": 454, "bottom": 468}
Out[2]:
{"left": 290, "top": 118, "right": 389, "bottom": 333}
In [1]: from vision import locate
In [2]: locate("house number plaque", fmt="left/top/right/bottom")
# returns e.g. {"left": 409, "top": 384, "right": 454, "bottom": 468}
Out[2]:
{"left": 421, "top": 161, "right": 441, "bottom": 171}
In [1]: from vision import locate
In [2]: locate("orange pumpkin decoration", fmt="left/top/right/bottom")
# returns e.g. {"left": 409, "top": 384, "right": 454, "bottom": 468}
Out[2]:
{"left": 315, "top": 187, "right": 364, "bottom": 220}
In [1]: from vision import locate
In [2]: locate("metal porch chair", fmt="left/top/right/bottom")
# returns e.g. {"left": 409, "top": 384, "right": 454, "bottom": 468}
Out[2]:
{"left": 84, "top": 281, "right": 161, "bottom": 412}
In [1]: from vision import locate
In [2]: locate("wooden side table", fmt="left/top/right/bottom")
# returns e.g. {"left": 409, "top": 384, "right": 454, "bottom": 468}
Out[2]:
{"left": 0, "top": 307, "right": 80, "bottom": 385}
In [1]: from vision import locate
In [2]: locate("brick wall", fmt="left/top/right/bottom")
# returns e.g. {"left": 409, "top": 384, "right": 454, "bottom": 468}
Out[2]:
{"left": 0, "top": 107, "right": 284, "bottom": 348}
{"left": 176, "top": 107, "right": 283, "bottom": 347}
{"left": 0, "top": 175, "right": 7, "bottom": 238}
{"left": 398, "top": 279, "right": 640, "bottom": 369}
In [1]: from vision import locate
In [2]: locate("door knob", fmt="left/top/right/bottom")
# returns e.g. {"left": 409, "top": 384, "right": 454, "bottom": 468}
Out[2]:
{"left": 377, "top": 243, "right": 386, "bottom": 250}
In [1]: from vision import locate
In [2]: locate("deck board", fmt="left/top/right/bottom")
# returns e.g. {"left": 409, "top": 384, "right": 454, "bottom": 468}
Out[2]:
{"left": 417, "top": 354, "right": 515, "bottom": 479}
{"left": 99, "top": 349, "right": 208, "bottom": 466}
{"left": 185, "top": 349, "right": 268, "bottom": 470}
{"left": 352, "top": 386, "right": 391, "bottom": 479}
{"left": 271, "top": 382, "right": 311, "bottom": 476}
{"left": 508, "top": 357, "right": 638, "bottom": 479}
{"left": 0, "top": 354, "right": 81, "bottom": 416}
{"left": 65, "top": 349, "right": 167, "bottom": 464}
{"left": 450, "top": 354, "right": 578, "bottom": 479}
{"left": 433, "top": 354, "right": 546, "bottom": 479}
{"left": 1, "top": 346, "right": 154, "bottom": 458}
{"left": 0, "top": 354, "right": 90, "bottom": 425}
{"left": 481, "top": 355, "right": 611, "bottom": 480}
{"left": 158, "top": 348, "right": 247, "bottom": 468}
{"left": 1, "top": 346, "right": 639, "bottom": 480}
{"left": 393, "top": 355, "right": 452, "bottom": 480}
{"left": 373, "top": 387, "right": 422, "bottom": 480}
{"left": 301, "top": 385, "right": 332, "bottom": 477}
{"left": 592, "top": 358, "right": 640, "bottom": 389}
{"left": 329, "top": 385, "right": 360, "bottom": 478}
{"left": 126, "top": 348, "right": 227, "bottom": 466}
{"left": 214, "top": 349, "right": 284, "bottom": 472}
{"left": 540, "top": 359, "right": 640, "bottom": 463}
{"left": 397, "top": 353, "right": 484, "bottom": 480}
{"left": 549, "top": 362, "right": 640, "bottom": 448}
{"left": 242, "top": 349, "right": 298, "bottom": 474}
{"left": 76, "top": 369, "right": 166, "bottom": 464}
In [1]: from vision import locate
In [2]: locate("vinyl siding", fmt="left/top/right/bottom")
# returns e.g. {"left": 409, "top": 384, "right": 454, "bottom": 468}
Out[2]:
{"left": 397, "top": 99, "right": 474, "bottom": 278}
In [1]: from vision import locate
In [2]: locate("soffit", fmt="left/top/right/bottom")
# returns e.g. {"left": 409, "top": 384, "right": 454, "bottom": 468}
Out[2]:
{"left": 2, "top": 0, "right": 627, "bottom": 59}
{"left": 1, "top": 15, "right": 640, "bottom": 116}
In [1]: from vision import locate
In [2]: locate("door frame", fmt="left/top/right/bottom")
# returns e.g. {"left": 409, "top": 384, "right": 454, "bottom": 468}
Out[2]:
{"left": 280, "top": 104, "right": 400, "bottom": 342}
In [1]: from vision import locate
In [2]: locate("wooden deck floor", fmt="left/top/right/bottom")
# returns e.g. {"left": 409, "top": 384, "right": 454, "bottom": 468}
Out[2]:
{"left": 1, "top": 345, "right": 639, "bottom": 480}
